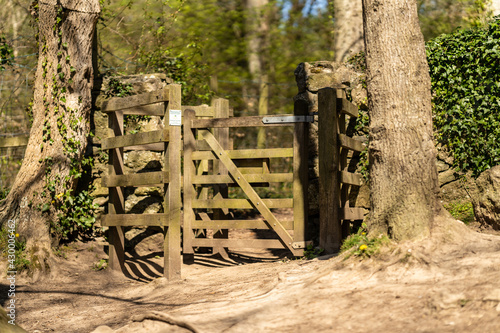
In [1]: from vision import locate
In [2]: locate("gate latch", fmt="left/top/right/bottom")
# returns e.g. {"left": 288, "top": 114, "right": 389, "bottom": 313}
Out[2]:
{"left": 262, "top": 115, "right": 314, "bottom": 124}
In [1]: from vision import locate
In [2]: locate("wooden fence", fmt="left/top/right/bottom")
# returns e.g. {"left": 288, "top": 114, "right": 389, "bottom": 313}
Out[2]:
{"left": 318, "top": 87, "right": 366, "bottom": 253}
{"left": 182, "top": 99, "right": 310, "bottom": 260}
{"left": 0, "top": 136, "right": 29, "bottom": 148}
{"left": 100, "top": 85, "right": 183, "bottom": 280}
{"left": 99, "top": 84, "right": 365, "bottom": 279}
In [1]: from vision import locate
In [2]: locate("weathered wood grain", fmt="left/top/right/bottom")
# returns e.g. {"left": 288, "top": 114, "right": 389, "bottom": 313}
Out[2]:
{"left": 101, "top": 88, "right": 169, "bottom": 113}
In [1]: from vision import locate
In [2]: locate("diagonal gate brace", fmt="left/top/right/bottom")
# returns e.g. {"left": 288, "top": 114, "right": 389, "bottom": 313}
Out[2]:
{"left": 200, "top": 130, "right": 301, "bottom": 256}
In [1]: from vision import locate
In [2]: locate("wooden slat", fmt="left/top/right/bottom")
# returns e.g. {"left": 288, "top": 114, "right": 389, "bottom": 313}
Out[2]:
{"left": 191, "top": 115, "right": 292, "bottom": 128}
{"left": 192, "top": 173, "right": 293, "bottom": 185}
{"left": 191, "top": 148, "right": 293, "bottom": 161}
{"left": 212, "top": 98, "right": 231, "bottom": 257}
{"left": 102, "top": 129, "right": 169, "bottom": 150}
{"left": 200, "top": 129, "right": 300, "bottom": 255}
{"left": 191, "top": 238, "right": 285, "bottom": 249}
{"left": 102, "top": 214, "right": 168, "bottom": 226}
{"left": 191, "top": 219, "right": 294, "bottom": 230}
{"left": 121, "top": 103, "right": 165, "bottom": 116}
{"left": 181, "top": 105, "right": 214, "bottom": 117}
{"left": 124, "top": 140, "right": 206, "bottom": 151}
{"left": 192, "top": 198, "right": 293, "bottom": 209}
{"left": 101, "top": 88, "right": 169, "bottom": 112}
{"left": 165, "top": 84, "right": 182, "bottom": 280}
{"left": 319, "top": 88, "right": 342, "bottom": 254}
{"left": 339, "top": 134, "right": 364, "bottom": 152}
{"left": 340, "top": 171, "right": 362, "bottom": 186}
{"left": 125, "top": 143, "right": 164, "bottom": 151}
{"left": 102, "top": 171, "right": 168, "bottom": 187}
{"left": 342, "top": 207, "right": 366, "bottom": 221}
{"left": 340, "top": 98, "right": 358, "bottom": 118}
{"left": 293, "top": 99, "right": 309, "bottom": 248}
{"left": 182, "top": 109, "right": 196, "bottom": 257}
{"left": 0, "top": 136, "right": 29, "bottom": 148}
{"left": 108, "top": 111, "right": 125, "bottom": 272}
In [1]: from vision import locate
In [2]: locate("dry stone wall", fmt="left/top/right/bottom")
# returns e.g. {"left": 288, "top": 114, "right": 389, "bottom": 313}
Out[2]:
{"left": 90, "top": 74, "right": 172, "bottom": 224}
{"left": 294, "top": 61, "right": 476, "bottom": 225}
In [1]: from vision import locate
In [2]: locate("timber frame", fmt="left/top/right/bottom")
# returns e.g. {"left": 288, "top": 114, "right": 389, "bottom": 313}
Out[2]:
{"left": 99, "top": 84, "right": 365, "bottom": 279}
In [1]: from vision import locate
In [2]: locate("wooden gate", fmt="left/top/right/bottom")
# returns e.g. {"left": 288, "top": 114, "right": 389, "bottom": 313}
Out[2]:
{"left": 182, "top": 100, "right": 311, "bottom": 260}
{"left": 99, "top": 84, "right": 318, "bottom": 279}
{"left": 100, "top": 84, "right": 183, "bottom": 280}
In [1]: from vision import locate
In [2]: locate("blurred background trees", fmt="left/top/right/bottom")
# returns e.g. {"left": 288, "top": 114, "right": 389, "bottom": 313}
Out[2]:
{"left": 0, "top": 0, "right": 497, "bottom": 192}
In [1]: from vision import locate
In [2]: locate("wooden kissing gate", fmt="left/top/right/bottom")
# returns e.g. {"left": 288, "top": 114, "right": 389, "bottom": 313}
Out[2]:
{"left": 99, "top": 84, "right": 364, "bottom": 280}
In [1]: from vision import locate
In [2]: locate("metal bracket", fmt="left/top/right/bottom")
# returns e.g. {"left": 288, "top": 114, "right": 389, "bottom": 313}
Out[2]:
{"left": 262, "top": 115, "right": 314, "bottom": 124}
{"left": 291, "top": 240, "right": 314, "bottom": 249}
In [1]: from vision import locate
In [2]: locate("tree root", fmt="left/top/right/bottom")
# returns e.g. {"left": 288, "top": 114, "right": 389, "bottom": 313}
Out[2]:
{"left": 131, "top": 311, "right": 200, "bottom": 333}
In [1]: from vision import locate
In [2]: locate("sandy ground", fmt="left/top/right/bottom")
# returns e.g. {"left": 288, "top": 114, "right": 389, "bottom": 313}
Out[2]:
{"left": 3, "top": 216, "right": 500, "bottom": 333}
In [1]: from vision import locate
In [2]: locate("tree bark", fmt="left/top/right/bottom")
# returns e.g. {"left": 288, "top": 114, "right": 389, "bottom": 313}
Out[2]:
{"left": 334, "top": 0, "right": 364, "bottom": 62}
{"left": 0, "top": 0, "right": 99, "bottom": 271}
{"left": 246, "top": 0, "right": 268, "bottom": 148}
{"left": 362, "top": 0, "right": 441, "bottom": 240}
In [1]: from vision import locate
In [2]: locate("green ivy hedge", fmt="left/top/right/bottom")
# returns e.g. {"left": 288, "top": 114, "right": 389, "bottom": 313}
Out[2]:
{"left": 426, "top": 18, "right": 500, "bottom": 176}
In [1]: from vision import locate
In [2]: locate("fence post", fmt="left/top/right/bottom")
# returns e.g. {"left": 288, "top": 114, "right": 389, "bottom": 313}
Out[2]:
{"left": 318, "top": 88, "right": 342, "bottom": 253}
{"left": 337, "top": 89, "right": 351, "bottom": 239}
{"left": 293, "top": 99, "right": 309, "bottom": 255}
{"left": 183, "top": 109, "right": 196, "bottom": 263}
{"left": 164, "top": 84, "right": 182, "bottom": 280}
{"left": 108, "top": 111, "right": 125, "bottom": 271}
{"left": 212, "top": 98, "right": 230, "bottom": 258}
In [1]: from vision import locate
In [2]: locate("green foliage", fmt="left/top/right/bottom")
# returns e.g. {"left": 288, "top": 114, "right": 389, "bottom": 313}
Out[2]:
{"left": 418, "top": 0, "right": 490, "bottom": 41}
{"left": 52, "top": 186, "right": 99, "bottom": 241}
{"left": 93, "top": 258, "right": 108, "bottom": 271}
{"left": 0, "top": 34, "right": 13, "bottom": 71}
{"left": 427, "top": 18, "right": 500, "bottom": 177}
{"left": 104, "top": 77, "right": 134, "bottom": 98}
{"left": 303, "top": 244, "right": 324, "bottom": 259}
{"left": 341, "top": 223, "right": 390, "bottom": 259}
{"left": 444, "top": 200, "right": 475, "bottom": 224}
{"left": 0, "top": 229, "right": 31, "bottom": 272}
{"left": 0, "top": 187, "right": 9, "bottom": 201}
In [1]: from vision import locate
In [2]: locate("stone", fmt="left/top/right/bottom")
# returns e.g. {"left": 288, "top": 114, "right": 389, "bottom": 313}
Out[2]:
{"left": 125, "top": 194, "right": 163, "bottom": 214}
{"left": 124, "top": 151, "right": 162, "bottom": 172}
{"left": 438, "top": 168, "right": 458, "bottom": 186}
{"left": 90, "top": 326, "right": 114, "bottom": 333}
{"left": 294, "top": 61, "right": 366, "bottom": 223}
{"left": 483, "top": 289, "right": 500, "bottom": 302}
{"left": 436, "top": 160, "right": 450, "bottom": 173}
{"left": 471, "top": 165, "right": 500, "bottom": 230}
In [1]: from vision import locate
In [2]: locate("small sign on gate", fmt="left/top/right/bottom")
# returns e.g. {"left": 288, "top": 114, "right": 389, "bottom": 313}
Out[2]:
{"left": 169, "top": 110, "right": 182, "bottom": 126}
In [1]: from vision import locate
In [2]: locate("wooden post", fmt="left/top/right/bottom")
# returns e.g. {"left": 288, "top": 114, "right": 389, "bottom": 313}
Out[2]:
{"left": 164, "top": 84, "right": 182, "bottom": 280}
{"left": 337, "top": 89, "right": 351, "bottom": 239}
{"left": 213, "top": 98, "right": 230, "bottom": 258}
{"left": 293, "top": 100, "right": 309, "bottom": 256}
{"left": 183, "top": 109, "right": 196, "bottom": 263}
{"left": 257, "top": 74, "right": 268, "bottom": 149}
{"left": 108, "top": 111, "right": 125, "bottom": 271}
{"left": 318, "top": 88, "right": 342, "bottom": 253}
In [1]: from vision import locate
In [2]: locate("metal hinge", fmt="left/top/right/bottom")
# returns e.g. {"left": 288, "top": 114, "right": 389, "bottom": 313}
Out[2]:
{"left": 262, "top": 115, "right": 314, "bottom": 124}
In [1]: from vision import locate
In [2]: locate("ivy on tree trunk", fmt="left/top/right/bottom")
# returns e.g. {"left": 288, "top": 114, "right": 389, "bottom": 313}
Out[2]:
{"left": 0, "top": 0, "right": 100, "bottom": 273}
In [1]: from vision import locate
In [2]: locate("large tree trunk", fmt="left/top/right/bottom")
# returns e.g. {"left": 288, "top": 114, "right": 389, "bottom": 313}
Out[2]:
{"left": 334, "top": 0, "right": 364, "bottom": 62}
{"left": 0, "top": 0, "right": 100, "bottom": 271}
{"left": 362, "top": 0, "right": 441, "bottom": 240}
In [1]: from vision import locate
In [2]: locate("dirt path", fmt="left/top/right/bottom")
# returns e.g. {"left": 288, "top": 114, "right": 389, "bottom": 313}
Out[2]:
{"left": 4, "top": 218, "right": 500, "bottom": 333}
